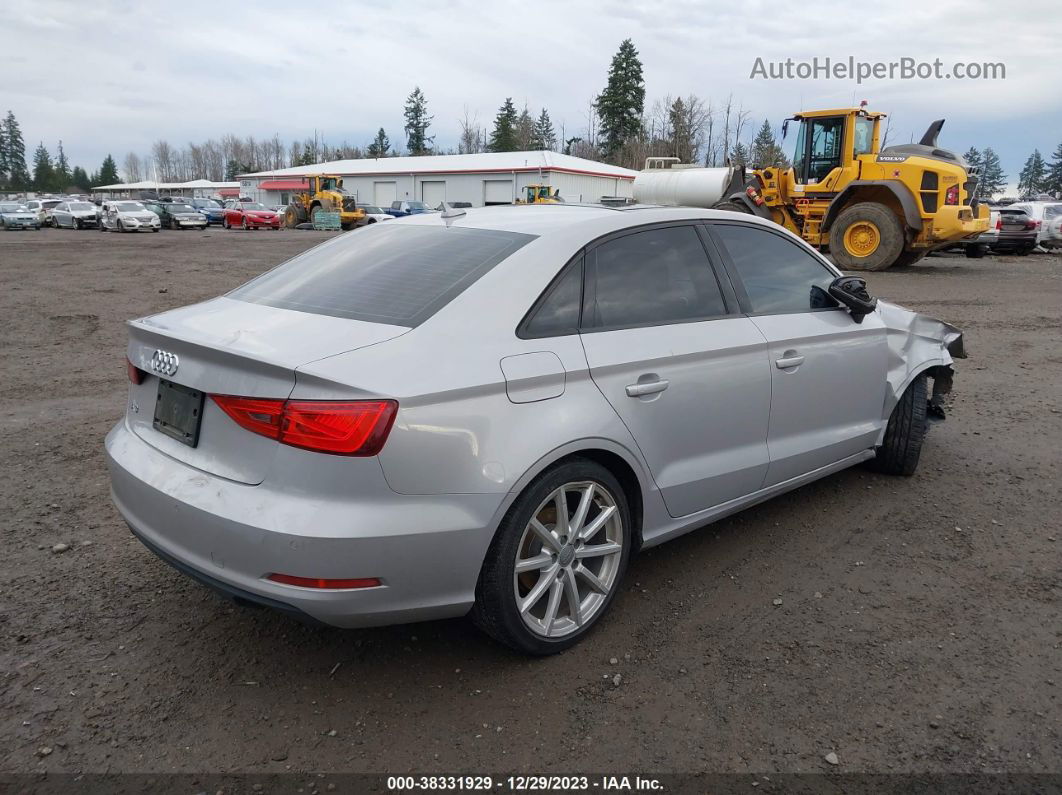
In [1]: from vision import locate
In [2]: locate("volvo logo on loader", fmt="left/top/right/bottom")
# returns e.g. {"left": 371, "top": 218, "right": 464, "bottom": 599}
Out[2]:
{"left": 150, "top": 349, "right": 179, "bottom": 377}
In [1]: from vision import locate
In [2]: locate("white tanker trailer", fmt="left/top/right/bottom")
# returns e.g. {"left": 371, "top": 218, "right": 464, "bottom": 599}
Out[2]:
{"left": 631, "top": 158, "right": 744, "bottom": 208}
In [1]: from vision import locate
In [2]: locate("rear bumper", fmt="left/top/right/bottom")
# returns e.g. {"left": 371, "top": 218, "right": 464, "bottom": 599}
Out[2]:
{"left": 991, "top": 231, "right": 1037, "bottom": 250}
{"left": 105, "top": 421, "right": 503, "bottom": 628}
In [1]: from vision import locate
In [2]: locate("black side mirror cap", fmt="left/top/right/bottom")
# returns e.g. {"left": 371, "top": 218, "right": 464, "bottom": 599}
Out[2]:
{"left": 828, "top": 276, "right": 877, "bottom": 323}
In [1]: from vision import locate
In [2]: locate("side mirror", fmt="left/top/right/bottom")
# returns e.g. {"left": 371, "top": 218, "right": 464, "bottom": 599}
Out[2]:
{"left": 828, "top": 276, "right": 877, "bottom": 323}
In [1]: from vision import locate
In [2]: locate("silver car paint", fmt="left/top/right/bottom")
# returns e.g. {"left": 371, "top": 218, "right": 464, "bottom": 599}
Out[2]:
{"left": 106, "top": 205, "right": 959, "bottom": 628}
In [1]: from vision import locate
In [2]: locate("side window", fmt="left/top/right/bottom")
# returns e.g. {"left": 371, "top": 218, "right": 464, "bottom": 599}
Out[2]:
{"left": 713, "top": 224, "right": 838, "bottom": 314}
{"left": 583, "top": 225, "right": 728, "bottom": 329}
{"left": 521, "top": 256, "right": 583, "bottom": 337}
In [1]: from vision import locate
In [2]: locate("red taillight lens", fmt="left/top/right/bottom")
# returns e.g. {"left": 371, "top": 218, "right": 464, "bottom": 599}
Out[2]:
{"left": 267, "top": 573, "right": 381, "bottom": 589}
{"left": 995, "top": 217, "right": 1002, "bottom": 230}
{"left": 945, "top": 184, "right": 960, "bottom": 205}
{"left": 127, "top": 359, "right": 144, "bottom": 385}
{"left": 281, "top": 400, "right": 398, "bottom": 455}
{"left": 211, "top": 396, "right": 397, "bottom": 456}
{"left": 1025, "top": 220, "right": 1038, "bottom": 230}
{"left": 212, "top": 395, "right": 285, "bottom": 439}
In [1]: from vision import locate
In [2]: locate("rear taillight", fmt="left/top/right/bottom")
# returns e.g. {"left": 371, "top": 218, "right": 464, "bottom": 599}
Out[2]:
{"left": 944, "top": 184, "right": 960, "bottom": 205}
{"left": 995, "top": 217, "right": 1002, "bottom": 230}
{"left": 1025, "top": 220, "right": 1038, "bottom": 230}
{"left": 212, "top": 396, "right": 397, "bottom": 456}
{"left": 267, "top": 573, "right": 381, "bottom": 589}
{"left": 127, "top": 359, "right": 144, "bottom": 385}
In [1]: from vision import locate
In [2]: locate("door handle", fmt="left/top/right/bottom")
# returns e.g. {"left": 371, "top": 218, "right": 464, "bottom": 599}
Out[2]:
{"left": 625, "top": 379, "right": 670, "bottom": 397}
{"left": 775, "top": 354, "right": 805, "bottom": 369}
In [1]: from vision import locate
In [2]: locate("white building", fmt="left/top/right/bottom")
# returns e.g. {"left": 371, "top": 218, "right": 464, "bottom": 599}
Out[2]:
{"left": 90, "top": 179, "right": 241, "bottom": 199}
{"left": 237, "top": 151, "right": 638, "bottom": 209}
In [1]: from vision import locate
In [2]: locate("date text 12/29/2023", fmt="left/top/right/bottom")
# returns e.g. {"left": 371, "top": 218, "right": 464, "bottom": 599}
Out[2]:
{"left": 386, "top": 775, "right": 665, "bottom": 791}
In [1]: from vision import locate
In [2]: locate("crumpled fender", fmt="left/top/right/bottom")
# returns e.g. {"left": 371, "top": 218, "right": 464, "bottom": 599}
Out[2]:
{"left": 877, "top": 300, "right": 965, "bottom": 421}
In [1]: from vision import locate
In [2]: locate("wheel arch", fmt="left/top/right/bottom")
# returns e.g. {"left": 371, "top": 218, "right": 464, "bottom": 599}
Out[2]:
{"left": 823, "top": 181, "right": 922, "bottom": 234}
{"left": 489, "top": 439, "right": 650, "bottom": 555}
{"left": 878, "top": 358, "right": 951, "bottom": 442}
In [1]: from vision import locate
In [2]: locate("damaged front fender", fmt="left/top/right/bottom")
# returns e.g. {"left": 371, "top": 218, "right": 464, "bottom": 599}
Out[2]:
{"left": 876, "top": 300, "right": 965, "bottom": 422}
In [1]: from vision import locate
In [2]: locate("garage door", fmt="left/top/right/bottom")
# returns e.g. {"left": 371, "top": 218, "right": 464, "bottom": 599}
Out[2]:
{"left": 374, "top": 181, "right": 398, "bottom": 207}
{"left": 421, "top": 181, "right": 446, "bottom": 208}
{"left": 483, "top": 180, "right": 513, "bottom": 206}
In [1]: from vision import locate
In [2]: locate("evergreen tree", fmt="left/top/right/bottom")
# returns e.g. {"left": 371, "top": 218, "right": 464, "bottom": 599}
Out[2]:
{"left": 367, "top": 128, "right": 390, "bottom": 158}
{"left": 750, "top": 119, "right": 788, "bottom": 168}
{"left": 730, "top": 142, "right": 750, "bottom": 168}
{"left": 1017, "top": 149, "right": 1047, "bottom": 197}
{"left": 979, "top": 147, "right": 1006, "bottom": 198}
{"left": 595, "top": 39, "right": 645, "bottom": 157}
{"left": 403, "top": 87, "right": 433, "bottom": 155}
{"left": 1045, "top": 141, "right": 1062, "bottom": 198}
{"left": 963, "top": 146, "right": 982, "bottom": 172}
{"left": 32, "top": 142, "right": 54, "bottom": 191}
{"left": 0, "top": 119, "right": 8, "bottom": 187}
{"left": 71, "top": 166, "right": 90, "bottom": 191}
{"left": 515, "top": 106, "right": 535, "bottom": 150}
{"left": 54, "top": 140, "right": 71, "bottom": 190}
{"left": 489, "top": 97, "right": 519, "bottom": 152}
{"left": 97, "top": 154, "right": 119, "bottom": 186}
{"left": 3, "top": 111, "right": 29, "bottom": 189}
{"left": 533, "top": 108, "right": 556, "bottom": 150}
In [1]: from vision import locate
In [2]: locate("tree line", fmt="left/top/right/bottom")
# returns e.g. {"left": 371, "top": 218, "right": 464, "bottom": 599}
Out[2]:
{"left": 0, "top": 111, "right": 119, "bottom": 192}
{"left": 3, "top": 39, "right": 1059, "bottom": 198}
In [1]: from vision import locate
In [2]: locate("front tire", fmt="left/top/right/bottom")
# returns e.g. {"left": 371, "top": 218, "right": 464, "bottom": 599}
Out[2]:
{"left": 829, "top": 202, "right": 905, "bottom": 271}
{"left": 712, "top": 200, "right": 752, "bottom": 214}
{"left": 870, "top": 374, "right": 928, "bottom": 476}
{"left": 472, "top": 459, "right": 632, "bottom": 655}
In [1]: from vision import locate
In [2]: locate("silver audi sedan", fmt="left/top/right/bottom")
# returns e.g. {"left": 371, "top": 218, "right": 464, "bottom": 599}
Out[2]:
{"left": 106, "top": 204, "right": 963, "bottom": 654}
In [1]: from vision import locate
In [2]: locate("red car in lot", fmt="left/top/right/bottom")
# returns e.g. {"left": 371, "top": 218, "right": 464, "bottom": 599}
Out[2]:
{"left": 222, "top": 201, "right": 281, "bottom": 230}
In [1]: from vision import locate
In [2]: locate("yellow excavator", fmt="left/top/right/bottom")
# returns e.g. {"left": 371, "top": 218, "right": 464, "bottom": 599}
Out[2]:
{"left": 635, "top": 106, "right": 990, "bottom": 270}
{"left": 284, "top": 175, "right": 365, "bottom": 230}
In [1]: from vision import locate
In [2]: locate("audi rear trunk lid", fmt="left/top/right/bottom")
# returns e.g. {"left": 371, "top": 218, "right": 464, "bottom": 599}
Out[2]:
{"left": 125, "top": 297, "right": 407, "bottom": 485}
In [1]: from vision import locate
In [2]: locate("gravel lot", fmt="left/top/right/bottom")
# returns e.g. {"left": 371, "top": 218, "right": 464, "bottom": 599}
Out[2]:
{"left": 1, "top": 227, "right": 1060, "bottom": 779}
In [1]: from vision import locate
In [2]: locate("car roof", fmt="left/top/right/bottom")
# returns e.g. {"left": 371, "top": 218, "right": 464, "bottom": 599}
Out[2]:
{"left": 394, "top": 202, "right": 782, "bottom": 237}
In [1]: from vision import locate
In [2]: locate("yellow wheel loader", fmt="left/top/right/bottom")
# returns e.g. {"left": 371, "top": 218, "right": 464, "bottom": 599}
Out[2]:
{"left": 634, "top": 107, "right": 990, "bottom": 270}
{"left": 515, "top": 184, "right": 564, "bottom": 204}
{"left": 284, "top": 175, "right": 366, "bottom": 230}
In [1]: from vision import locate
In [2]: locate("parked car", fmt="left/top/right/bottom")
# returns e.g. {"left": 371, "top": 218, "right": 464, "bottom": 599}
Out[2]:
{"left": 959, "top": 207, "right": 1000, "bottom": 258}
{"left": 223, "top": 201, "right": 281, "bottom": 230}
{"left": 1010, "top": 201, "right": 1062, "bottom": 250}
{"left": 189, "top": 198, "right": 226, "bottom": 226}
{"left": 436, "top": 201, "right": 473, "bottom": 210}
{"left": 355, "top": 203, "right": 394, "bottom": 225}
{"left": 106, "top": 205, "right": 964, "bottom": 654}
{"left": 51, "top": 200, "right": 101, "bottom": 229}
{"left": 990, "top": 207, "right": 1038, "bottom": 255}
{"left": 145, "top": 201, "right": 208, "bottom": 230}
{"left": 99, "top": 200, "right": 162, "bottom": 233}
{"left": 24, "top": 198, "right": 63, "bottom": 225}
{"left": 386, "top": 200, "right": 432, "bottom": 217}
{"left": 0, "top": 201, "right": 42, "bottom": 230}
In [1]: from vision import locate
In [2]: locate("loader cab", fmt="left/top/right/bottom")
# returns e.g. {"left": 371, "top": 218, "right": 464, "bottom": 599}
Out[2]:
{"left": 523, "top": 185, "right": 557, "bottom": 203}
{"left": 787, "top": 109, "right": 883, "bottom": 191}
{"left": 319, "top": 176, "right": 341, "bottom": 192}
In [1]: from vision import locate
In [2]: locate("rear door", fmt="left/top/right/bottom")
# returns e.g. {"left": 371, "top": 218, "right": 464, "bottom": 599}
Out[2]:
{"left": 577, "top": 223, "right": 772, "bottom": 517}
{"left": 709, "top": 222, "right": 888, "bottom": 486}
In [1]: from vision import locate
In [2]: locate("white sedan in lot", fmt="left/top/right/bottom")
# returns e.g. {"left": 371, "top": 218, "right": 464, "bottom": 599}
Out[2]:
{"left": 99, "top": 201, "right": 161, "bottom": 233}
{"left": 51, "top": 200, "right": 101, "bottom": 229}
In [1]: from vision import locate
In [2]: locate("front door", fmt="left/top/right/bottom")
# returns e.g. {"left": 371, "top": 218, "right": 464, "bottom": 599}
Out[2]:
{"left": 710, "top": 222, "right": 889, "bottom": 486}
{"left": 577, "top": 223, "right": 772, "bottom": 517}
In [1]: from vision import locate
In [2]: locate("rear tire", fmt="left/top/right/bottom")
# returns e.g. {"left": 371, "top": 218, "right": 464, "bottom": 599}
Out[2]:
{"left": 472, "top": 458, "right": 632, "bottom": 655}
{"left": 829, "top": 202, "right": 905, "bottom": 271}
{"left": 965, "top": 244, "right": 986, "bottom": 259}
{"left": 870, "top": 375, "right": 928, "bottom": 476}
{"left": 892, "top": 249, "right": 928, "bottom": 267}
{"left": 712, "top": 200, "right": 752, "bottom": 214}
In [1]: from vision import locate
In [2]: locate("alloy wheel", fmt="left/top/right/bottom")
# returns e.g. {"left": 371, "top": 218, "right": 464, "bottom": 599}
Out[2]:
{"left": 513, "top": 481, "right": 624, "bottom": 639}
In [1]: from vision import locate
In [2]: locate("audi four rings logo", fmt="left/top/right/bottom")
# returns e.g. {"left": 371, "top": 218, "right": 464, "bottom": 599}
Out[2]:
{"left": 150, "top": 349, "right": 179, "bottom": 376}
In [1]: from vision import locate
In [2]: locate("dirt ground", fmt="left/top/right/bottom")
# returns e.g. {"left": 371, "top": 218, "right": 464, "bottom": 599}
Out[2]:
{"left": 1, "top": 227, "right": 1060, "bottom": 781}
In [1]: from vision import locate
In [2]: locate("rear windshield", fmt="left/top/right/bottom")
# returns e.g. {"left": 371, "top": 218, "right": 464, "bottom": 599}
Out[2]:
{"left": 229, "top": 224, "right": 535, "bottom": 327}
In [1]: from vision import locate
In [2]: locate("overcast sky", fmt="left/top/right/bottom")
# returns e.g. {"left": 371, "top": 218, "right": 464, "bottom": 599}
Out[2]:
{"left": 4, "top": 0, "right": 1058, "bottom": 189}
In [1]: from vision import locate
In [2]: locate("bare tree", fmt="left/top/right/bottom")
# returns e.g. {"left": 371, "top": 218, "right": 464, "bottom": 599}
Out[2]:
{"left": 122, "top": 152, "right": 142, "bottom": 182}
{"left": 151, "top": 140, "right": 176, "bottom": 181}
{"left": 458, "top": 106, "right": 483, "bottom": 154}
